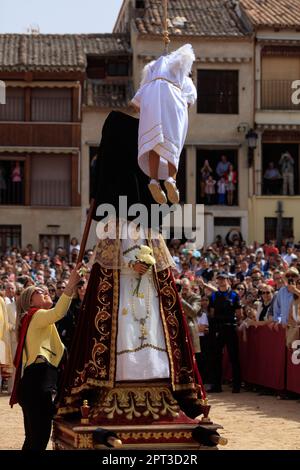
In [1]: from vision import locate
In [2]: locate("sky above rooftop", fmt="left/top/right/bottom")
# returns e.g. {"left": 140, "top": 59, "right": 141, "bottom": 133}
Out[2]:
{"left": 0, "top": 0, "right": 123, "bottom": 33}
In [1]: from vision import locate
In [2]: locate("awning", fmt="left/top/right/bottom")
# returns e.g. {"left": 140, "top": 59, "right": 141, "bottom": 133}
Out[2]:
{"left": 0, "top": 146, "right": 79, "bottom": 154}
{"left": 138, "top": 54, "right": 252, "bottom": 63}
{"left": 185, "top": 141, "right": 242, "bottom": 148}
{"left": 256, "top": 124, "right": 300, "bottom": 131}
{"left": 3, "top": 81, "right": 81, "bottom": 88}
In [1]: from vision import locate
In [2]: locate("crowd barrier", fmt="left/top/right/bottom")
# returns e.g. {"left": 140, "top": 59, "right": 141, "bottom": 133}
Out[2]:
{"left": 222, "top": 325, "right": 300, "bottom": 394}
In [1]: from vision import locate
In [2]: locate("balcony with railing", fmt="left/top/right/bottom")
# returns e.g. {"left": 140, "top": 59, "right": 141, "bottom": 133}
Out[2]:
{"left": 0, "top": 96, "right": 24, "bottom": 121}
{"left": 0, "top": 180, "right": 24, "bottom": 205}
{"left": 31, "top": 96, "right": 72, "bottom": 122}
{"left": 0, "top": 88, "right": 80, "bottom": 148}
{"left": 31, "top": 180, "right": 71, "bottom": 206}
{"left": 261, "top": 80, "right": 300, "bottom": 111}
{"left": 0, "top": 179, "right": 71, "bottom": 206}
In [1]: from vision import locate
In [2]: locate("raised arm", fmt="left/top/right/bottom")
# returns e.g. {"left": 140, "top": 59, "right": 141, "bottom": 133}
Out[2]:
{"left": 181, "top": 296, "right": 201, "bottom": 319}
{"left": 31, "top": 264, "right": 82, "bottom": 328}
{"left": 32, "top": 294, "right": 73, "bottom": 328}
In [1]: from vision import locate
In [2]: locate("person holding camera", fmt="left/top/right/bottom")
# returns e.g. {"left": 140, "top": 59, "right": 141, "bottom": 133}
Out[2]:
{"left": 273, "top": 268, "right": 300, "bottom": 325}
{"left": 279, "top": 151, "right": 294, "bottom": 195}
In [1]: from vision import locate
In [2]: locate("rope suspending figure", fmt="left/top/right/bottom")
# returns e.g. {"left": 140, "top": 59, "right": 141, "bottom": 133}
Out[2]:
{"left": 163, "top": 0, "right": 170, "bottom": 55}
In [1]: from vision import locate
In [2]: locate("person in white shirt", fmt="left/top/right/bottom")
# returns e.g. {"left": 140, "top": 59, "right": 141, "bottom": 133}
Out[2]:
{"left": 4, "top": 282, "right": 16, "bottom": 304}
{"left": 196, "top": 296, "right": 210, "bottom": 388}
{"left": 69, "top": 237, "right": 80, "bottom": 257}
{"left": 282, "top": 246, "right": 297, "bottom": 266}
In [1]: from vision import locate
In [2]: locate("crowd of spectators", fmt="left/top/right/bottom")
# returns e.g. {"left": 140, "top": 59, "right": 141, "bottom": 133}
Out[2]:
{"left": 1, "top": 232, "right": 300, "bottom": 395}
{"left": 169, "top": 234, "right": 300, "bottom": 393}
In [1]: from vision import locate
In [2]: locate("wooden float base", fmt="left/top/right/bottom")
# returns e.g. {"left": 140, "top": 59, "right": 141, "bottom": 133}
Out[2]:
{"left": 52, "top": 419, "right": 222, "bottom": 450}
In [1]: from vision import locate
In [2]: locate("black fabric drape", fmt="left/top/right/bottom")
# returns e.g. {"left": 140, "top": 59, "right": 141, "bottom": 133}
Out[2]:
{"left": 91, "top": 111, "right": 153, "bottom": 220}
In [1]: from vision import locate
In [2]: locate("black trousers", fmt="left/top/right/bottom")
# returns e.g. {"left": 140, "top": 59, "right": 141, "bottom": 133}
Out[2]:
{"left": 18, "top": 363, "right": 57, "bottom": 450}
{"left": 213, "top": 325, "right": 241, "bottom": 390}
{"left": 196, "top": 336, "right": 210, "bottom": 385}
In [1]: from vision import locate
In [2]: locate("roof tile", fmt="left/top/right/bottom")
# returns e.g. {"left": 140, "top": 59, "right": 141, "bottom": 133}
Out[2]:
{"left": 240, "top": 0, "right": 300, "bottom": 29}
{"left": 134, "top": 0, "right": 250, "bottom": 37}
{"left": 0, "top": 34, "right": 131, "bottom": 72}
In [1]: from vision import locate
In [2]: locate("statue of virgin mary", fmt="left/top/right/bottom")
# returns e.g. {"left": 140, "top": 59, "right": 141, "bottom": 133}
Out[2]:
{"left": 56, "top": 111, "right": 207, "bottom": 426}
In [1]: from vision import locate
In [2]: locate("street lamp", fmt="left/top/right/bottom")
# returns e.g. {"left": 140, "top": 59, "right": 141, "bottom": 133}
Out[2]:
{"left": 246, "top": 128, "right": 258, "bottom": 167}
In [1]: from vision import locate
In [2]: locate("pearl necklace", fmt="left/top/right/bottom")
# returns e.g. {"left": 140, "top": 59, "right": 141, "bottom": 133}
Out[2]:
{"left": 130, "top": 271, "right": 152, "bottom": 346}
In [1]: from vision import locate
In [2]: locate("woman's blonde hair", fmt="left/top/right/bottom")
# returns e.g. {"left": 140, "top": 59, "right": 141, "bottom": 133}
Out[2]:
{"left": 16, "top": 286, "right": 37, "bottom": 341}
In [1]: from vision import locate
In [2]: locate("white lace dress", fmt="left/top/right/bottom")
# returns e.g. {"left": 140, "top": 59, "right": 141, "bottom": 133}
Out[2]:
{"left": 115, "top": 233, "right": 170, "bottom": 381}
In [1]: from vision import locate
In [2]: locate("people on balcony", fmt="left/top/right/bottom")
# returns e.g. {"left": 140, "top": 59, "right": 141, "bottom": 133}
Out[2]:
{"left": 0, "top": 161, "right": 24, "bottom": 205}
{"left": 205, "top": 175, "right": 216, "bottom": 205}
{"left": 200, "top": 159, "right": 213, "bottom": 199}
{"left": 217, "top": 177, "right": 226, "bottom": 205}
{"left": 216, "top": 155, "right": 230, "bottom": 178}
{"left": 225, "top": 164, "right": 237, "bottom": 206}
{"left": 263, "top": 162, "right": 282, "bottom": 195}
{"left": 11, "top": 162, "right": 22, "bottom": 204}
{"left": 0, "top": 166, "right": 7, "bottom": 203}
{"left": 279, "top": 151, "right": 294, "bottom": 196}
{"left": 198, "top": 156, "right": 240, "bottom": 206}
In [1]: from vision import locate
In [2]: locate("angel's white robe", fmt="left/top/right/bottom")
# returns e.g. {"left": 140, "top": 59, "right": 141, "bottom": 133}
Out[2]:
{"left": 132, "top": 44, "right": 197, "bottom": 180}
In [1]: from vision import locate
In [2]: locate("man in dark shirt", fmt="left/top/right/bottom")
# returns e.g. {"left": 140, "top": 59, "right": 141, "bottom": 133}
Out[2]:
{"left": 209, "top": 272, "right": 242, "bottom": 393}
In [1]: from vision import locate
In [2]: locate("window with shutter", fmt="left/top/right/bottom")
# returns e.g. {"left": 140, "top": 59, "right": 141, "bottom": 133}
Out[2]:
{"left": 197, "top": 70, "right": 239, "bottom": 114}
{"left": 107, "top": 62, "right": 129, "bottom": 77}
{"left": 86, "top": 56, "right": 106, "bottom": 79}
{"left": 0, "top": 88, "right": 24, "bottom": 121}
{"left": 31, "top": 88, "right": 72, "bottom": 122}
{"left": 31, "top": 155, "right": 71, "bottom": 206}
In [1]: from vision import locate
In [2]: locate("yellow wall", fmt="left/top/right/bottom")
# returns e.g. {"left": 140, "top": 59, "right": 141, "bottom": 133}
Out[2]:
{"left": 0, "top": 206, "right": 81, "bottom": 250}
{"left": 249, "top": 196, "right": 300, "bottom": 243}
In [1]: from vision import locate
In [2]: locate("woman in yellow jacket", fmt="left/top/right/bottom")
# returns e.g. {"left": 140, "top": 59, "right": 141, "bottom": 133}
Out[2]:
{"left": 10, "top": 265, "right": 82, "bottom": 450}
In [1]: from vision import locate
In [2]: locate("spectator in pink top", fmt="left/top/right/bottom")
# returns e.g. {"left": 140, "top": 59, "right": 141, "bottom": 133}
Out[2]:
{"left": 11, "top": 162, "right": 22, "bottom": 204}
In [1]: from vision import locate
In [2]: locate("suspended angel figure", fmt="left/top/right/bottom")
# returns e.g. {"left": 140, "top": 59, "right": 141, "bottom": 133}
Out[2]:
{"left": 131, "top": 44, "right": 197, "bottom": 204}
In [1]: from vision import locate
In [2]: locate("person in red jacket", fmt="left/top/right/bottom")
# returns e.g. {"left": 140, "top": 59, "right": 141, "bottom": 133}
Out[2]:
{"left": 225, "top": 164, "right": 237, "bottom": 206}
